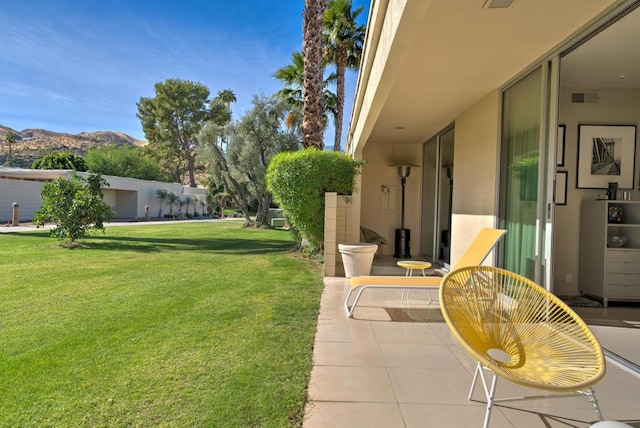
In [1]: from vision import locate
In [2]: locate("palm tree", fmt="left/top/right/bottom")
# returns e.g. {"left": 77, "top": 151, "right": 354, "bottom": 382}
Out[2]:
{"left": 3, "top": 131, "right": 16, "bottom": 167}
{"left": 192, "top": 194, "right": 201, "bottom": 216}
{"left": 167, "top": 191, "right": 179, "bottom": 216}
{"left": 216, "top": 89, "right": 237, "bottom": 113}
{"left": 301, "top": 0, "right": 327, "bottom": 149}
{"left": 156, "top": 188, "right": 169, "bottom": 218}
{"left": 177, "top": 199, "right": 186, "bottom": 218}
{"left": 184, "top": 195, "right": 193, "bottom": 217}
{"left": 323, "top": 0, "right": 366, "bottom": 152}
{"left": 274, "top": 51, "right": 337, "bottom": 134}
{"left": 215, "top": 89, "right": 236, "bottom": 152}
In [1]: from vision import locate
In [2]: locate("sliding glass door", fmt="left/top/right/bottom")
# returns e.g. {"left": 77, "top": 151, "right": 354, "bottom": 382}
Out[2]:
{"left": 500, "top": 60, "right": 558, "bottom": 286}
{"left": 500, "top": 68, "right": 543, "bottom": 281}
{"left": 421, "top": 126, "right": 454, "bottom": 266}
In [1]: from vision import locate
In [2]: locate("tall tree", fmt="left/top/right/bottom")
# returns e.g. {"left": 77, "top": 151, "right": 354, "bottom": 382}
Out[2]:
{"left": 323, "top": 0, "right": 366, "bottom": 152}
{"left": 216, "top": 89, "right": 237, "bottom": 113}
{"left": 301, "top": 0, "right": 327, "bottom": 149}
{"left": 199, "top": 125, "right": 253, "bottom": 225}
{"left": 3, "top": 131, "right": 16, "bottom": 167}
{"left": 215, "top": 89, "right": 237, "bottom": 152}
{"left": 274, "top": 51, "right": 337, "bottom": 135}
{"left": 32, "top": 151, "right": 87, "bottom": 171}
{"left": 85, "top": 145, "right": 163, "bottom": 181}
{"left": 136, "top": 78, "right": 211, "bottom": 187}
{"left": 228, "top": 94, "right": 299, "bottom": 225}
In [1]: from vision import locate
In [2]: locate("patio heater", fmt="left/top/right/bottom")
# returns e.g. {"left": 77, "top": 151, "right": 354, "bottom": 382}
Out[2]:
{"left": 393, "top": 164, "right": 418, "bottom": 258}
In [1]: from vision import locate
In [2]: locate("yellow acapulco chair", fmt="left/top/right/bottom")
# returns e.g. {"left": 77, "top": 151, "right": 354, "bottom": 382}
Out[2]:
{"left": 439, "top": 266, "right": 606, "bottom": 428}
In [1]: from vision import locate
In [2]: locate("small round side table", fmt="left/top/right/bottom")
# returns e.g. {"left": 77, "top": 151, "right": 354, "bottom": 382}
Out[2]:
{"left": 396, "top": 260, "right": 434, "bottom": 304}
{"left": 396, "top": 260, "right": 432, "bottom": 277}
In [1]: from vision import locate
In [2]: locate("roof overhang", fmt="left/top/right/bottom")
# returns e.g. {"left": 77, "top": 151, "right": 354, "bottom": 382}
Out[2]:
{"left": 347, "top": 0, "right": 622, "bottom": 156}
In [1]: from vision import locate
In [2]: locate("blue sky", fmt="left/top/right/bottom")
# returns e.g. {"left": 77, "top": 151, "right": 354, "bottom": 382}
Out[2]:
{"left": 0, "top": 1, "right": 369, "bottom": 146}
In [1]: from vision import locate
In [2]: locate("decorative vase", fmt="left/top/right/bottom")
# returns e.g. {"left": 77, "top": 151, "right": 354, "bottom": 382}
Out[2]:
{"left": 608, "top": 204, "right": 623, "bottom": 223}
{"left": 607, "top": 182, "right": 618, "bottom": 200}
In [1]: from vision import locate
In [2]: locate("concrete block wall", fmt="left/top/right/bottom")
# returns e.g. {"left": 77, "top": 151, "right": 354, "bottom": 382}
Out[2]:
{"left": 324, "top": 193, "right": 358, "bottom": 277}
{"left": 324, "top": 193, "right": 338, "bottom": 277}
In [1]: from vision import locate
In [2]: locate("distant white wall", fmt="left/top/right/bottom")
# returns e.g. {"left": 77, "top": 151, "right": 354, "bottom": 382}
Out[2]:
{"left": 0, "top": 169, "right": 206, "bottom": 223}
{"left": 0, "top": 178, "right": 45, "bottom": 224}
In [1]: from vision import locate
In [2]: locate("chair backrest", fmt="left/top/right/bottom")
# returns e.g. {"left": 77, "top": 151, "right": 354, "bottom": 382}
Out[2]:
{"left": 452, "top": 228, "right": 507, "bottom": 269}
{"left": 360, "top": 226, "right": 388, "bottom": 244}
{"left": 439, "top": 265, "right": 606, "bottom": 392}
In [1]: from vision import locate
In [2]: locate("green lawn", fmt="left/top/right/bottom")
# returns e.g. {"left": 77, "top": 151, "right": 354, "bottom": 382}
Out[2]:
{"left": 0, "top": 221, "right": 324, "bottom": 427}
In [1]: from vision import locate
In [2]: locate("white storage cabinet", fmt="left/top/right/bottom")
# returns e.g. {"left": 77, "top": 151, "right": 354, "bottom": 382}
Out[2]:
{"left": 579, "top": 200, "right": 640, "bottom": 307}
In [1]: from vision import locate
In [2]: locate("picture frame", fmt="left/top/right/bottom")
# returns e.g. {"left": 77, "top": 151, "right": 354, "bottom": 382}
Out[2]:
{"left": 577, "top": 124, "right": 637, "bottom": 189}
{"left": 555, "top": 171, "right": 567, "bottom": 205}
{"left": 557, "top": 124, "right": 566, "bottom": 167}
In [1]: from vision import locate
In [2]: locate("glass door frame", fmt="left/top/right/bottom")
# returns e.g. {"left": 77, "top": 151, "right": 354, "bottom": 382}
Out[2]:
{"left": 420, "top": 124, "right": 455, "bottom": 267}
{"left": 497, "top": 58, "right": 560, "bottom": 290}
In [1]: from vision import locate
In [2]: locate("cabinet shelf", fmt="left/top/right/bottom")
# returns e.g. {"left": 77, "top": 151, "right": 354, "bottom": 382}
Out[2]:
{"left": 580, "top": 200, "right": 640, "bottom": 307}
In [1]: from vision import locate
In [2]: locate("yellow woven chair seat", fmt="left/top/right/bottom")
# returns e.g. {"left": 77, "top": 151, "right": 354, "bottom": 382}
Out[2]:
{"left": 440, "top": 266, "right": 606, "bottom": 427}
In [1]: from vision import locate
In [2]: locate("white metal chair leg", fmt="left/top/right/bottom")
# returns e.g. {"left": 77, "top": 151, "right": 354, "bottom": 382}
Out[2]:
{"left": 468, "top": 363, "right": 498, "bottom": 428}
{"left": 584, "top": 388, "right": 604, "bottom": 421}
{"left": 468, "top": 363, "right": 604, "bottom": 427}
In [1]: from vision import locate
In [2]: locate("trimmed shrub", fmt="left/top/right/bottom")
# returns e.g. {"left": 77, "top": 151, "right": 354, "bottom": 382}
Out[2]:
{"left": 266, "top": 149, "right": 364, "bottom": 254}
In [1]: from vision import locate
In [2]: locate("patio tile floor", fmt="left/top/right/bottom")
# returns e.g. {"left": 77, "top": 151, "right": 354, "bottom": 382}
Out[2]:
{"left": 303, "top": 277, "right": 640, "bottom": 427}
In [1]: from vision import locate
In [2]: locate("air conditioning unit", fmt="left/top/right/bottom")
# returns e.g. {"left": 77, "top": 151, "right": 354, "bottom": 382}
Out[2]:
{"left": 571, "top": 92, "right": 599, "bottom": 104}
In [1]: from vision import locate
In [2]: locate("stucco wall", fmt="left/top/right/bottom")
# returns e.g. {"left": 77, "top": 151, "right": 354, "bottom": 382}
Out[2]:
{"left": 361, "top": 142, "right": 422, "bottom": 255}
{"left": 554, "top": 87, "right": 640, "bottom": 295}
{"left": 0, "top": 179, "right": 44, "bottom": 224}
{"left": 450, "top": 90, "right": 501, "bottom": 265}
{"left": 0, "top": 170, "right": 206, "bottom": 223}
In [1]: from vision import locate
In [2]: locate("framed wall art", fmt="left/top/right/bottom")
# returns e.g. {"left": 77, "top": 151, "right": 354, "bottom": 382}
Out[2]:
{"left": 555, "top": 171, "right": 567, "bottom": 205}
{"left": 557, "top": 124, "right": 566, "bottom": 167}
{"left": 576, "top": 124, "right": 637, "bottom": 189}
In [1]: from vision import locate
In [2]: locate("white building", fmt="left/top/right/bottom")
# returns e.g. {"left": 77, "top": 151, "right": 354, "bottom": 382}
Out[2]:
{"left": 0, "top": 168, "right": 207, "bottom": 223}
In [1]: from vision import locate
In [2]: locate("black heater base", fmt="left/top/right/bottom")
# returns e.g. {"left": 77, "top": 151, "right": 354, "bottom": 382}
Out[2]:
{"left": 394, "top": 228, "right": 411, "bottom": 258}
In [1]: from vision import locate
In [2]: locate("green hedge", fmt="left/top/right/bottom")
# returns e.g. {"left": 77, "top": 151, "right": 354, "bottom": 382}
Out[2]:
{"left": 266, "top": 149, "right": 364, "bottom": 254}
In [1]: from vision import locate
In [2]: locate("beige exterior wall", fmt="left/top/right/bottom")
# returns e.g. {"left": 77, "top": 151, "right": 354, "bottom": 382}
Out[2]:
{"left": 554, "top": 87, "right": 640, "bottom": 295}
{"left": 450, "top": 91, "right": 501, "bottom": 265}
{"left": 360, "top": 142, "right": 422, "bottom": 255}
{"left": 351, "top": 91, "right": 501, "bottom": 266}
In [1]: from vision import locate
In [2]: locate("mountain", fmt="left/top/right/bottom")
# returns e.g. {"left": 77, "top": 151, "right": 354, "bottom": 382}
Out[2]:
{"left": 0, "top": 125, "right": 147, "bottom": 168}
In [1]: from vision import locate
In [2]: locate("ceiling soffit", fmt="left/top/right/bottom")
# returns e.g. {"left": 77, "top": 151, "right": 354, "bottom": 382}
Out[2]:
{"left": 354, "top": 0, "right": 619, "bottom": 149}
